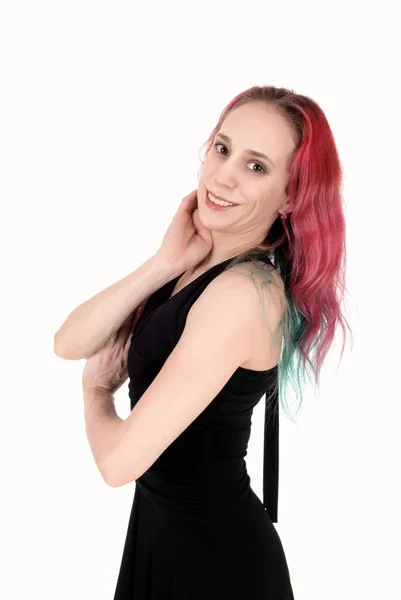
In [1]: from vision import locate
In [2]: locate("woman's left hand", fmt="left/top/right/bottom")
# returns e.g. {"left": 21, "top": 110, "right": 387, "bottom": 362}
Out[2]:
{"left": 82, "top": 307, "right": 143, "bottom": 396}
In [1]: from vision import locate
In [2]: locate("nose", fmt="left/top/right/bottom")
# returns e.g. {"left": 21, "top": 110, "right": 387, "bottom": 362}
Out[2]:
{"left": 213, "top": 159, "right": 238, "bottom": 190}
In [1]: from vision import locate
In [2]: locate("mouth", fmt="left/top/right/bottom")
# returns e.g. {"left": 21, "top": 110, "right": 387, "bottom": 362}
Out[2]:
{"left": 205, "top": 188, "right": 239, "bottom": 210}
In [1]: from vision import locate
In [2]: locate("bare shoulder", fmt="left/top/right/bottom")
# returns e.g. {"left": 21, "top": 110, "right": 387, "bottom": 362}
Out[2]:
{"left": 189, "top": 259, "right": 286, "bottom": 370}
{"left": 231, "top": 260, "right": 286, "bottom": 314}
{"left": 187, "top": 265, "right": 262, "bottom": 329}
{"left": 190, "top": 259, "right": 285, "bottom": 315}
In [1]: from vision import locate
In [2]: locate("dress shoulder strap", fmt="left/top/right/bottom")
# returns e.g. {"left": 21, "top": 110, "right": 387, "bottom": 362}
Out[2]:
{"left": 263, "top": 385, "right": 279, "bottom": 523}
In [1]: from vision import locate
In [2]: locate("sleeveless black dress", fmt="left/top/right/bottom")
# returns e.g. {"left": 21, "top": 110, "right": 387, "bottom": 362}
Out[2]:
{"left": 113, "top": 253, "right": 294, "bottom": 599}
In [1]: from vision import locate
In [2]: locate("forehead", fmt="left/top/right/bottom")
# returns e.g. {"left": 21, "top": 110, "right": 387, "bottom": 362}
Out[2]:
{"left": 219, "top": 102, "right": 296, "bottom": 166}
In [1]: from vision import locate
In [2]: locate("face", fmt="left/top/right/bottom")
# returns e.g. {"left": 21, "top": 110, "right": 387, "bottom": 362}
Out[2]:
{"left": 198, "top": 101, "right": 297, "bottom": 253}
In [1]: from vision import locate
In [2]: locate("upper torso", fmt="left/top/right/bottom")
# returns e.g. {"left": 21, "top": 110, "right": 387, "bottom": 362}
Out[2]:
{"left": 168, "top": 259, "right": 285, "bottom": 372}
{"left": 127, "top": 251, "right": 281, "bottom": 519}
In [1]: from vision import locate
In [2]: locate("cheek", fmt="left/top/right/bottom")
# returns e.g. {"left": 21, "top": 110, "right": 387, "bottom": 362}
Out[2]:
{"left": 198, "top": 160, "right": 209, "bottom": 182}
{"left": 200, "top": 156, "right": 213, "bottom": 175}
{"left": 203, "top": 146, "right": 220, "bottom": 169}
{"left": 245, "top": 190, "right": 271, "bottom": 216}
{"left": 242, "top": 182, "right": 264, "bottom": 203}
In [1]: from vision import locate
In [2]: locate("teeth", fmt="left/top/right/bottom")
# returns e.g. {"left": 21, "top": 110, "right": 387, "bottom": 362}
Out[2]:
{"left": 208, "top": 192, "right": 235, "bottom": 207}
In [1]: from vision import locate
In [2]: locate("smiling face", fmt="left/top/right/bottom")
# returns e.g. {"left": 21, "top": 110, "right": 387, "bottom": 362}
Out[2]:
{"left": 198, "top": 101, "right": 297, "bottom": 256}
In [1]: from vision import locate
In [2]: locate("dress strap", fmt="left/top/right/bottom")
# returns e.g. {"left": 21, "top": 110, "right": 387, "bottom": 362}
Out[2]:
{"left": 263, "top": 388, "right": 279, "bottom": 523}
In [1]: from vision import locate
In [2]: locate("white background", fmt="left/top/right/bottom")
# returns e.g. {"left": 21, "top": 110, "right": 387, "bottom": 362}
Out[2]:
{"left": 1, "top": 1, "right": 400, "bottom": 598}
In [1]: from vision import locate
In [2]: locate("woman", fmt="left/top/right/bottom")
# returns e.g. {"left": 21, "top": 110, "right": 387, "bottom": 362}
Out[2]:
{"left": 55, "top": 85, "right": 350, "bottom": 599}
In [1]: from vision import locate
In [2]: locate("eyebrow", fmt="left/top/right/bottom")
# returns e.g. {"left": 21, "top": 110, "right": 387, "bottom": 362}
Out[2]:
{"left": 215, "top": 132, "right": 276, "bottom": 169}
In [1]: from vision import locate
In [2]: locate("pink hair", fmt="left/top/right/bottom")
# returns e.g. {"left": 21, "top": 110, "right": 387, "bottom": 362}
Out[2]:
{"left": 200, "top": 85, "right": 352, "bottom": 419}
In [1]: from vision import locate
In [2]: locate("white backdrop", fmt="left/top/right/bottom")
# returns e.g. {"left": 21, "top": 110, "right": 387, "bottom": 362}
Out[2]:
{"left": 1, "top": 1, "right": 400, "bottom": 598}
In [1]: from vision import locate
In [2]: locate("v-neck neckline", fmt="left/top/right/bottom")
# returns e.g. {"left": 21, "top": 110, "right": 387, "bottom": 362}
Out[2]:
{"left": 132, "top": 250, "right": 276, "bottom": 359}
{"left": 133, "top": 257, "right": 235, "bottom": 340}
{"left": 167, "top": 256, "right": 234, "bottom": 301}
{"left": 166, "top": 250, "right": 274, "bottom": 303}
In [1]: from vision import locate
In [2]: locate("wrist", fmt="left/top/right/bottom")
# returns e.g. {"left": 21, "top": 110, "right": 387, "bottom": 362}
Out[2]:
{"left": 83, "top": 387, "right": 114, "bottom": 418}
{"left": 150, "top": 253, "right": 184, "bottom": 279}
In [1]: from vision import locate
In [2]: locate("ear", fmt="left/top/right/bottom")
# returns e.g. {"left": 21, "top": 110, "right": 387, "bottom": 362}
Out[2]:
{"left": 279, "top": 196, "right": 293, "bottom": 215}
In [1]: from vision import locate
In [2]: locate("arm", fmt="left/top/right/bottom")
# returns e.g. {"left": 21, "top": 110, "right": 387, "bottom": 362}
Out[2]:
{"left": 83, "top": 389, "right": 124, "bottom": 482}
{"left": 101, "top": 269, "right": 267, "bottom": 488}
{"left": 54, "top": 254, "right": 180, "bottom": 361}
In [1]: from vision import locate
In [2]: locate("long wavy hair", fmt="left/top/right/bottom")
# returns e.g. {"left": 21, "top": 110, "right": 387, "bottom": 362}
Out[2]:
{"left": 199, "top": 85, "right": 352, "bottom": 422}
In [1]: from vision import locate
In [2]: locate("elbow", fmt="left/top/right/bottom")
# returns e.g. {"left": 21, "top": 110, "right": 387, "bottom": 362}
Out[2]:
{"left": 54, "top": 330, "right": 68, "bottom": 358}
{"left": 54, "top": 334, "right": 71, "bottom": 360}
{"left": 53, "top": 336, "right": 83, "bottom": 361}
{"left": 54, "top": 344, "right": 73, "bottom": 360}
{"left": 104, "top": 475, "right": 124, "bottom": 488}
{"left": 99, "top": 458, "right": 121, "bottom": 488}
{"left": 101, "top": 452, "right": 139, "bottom": 488}
{"left": 103, "top": 466, "right": 125, "bottom": 488}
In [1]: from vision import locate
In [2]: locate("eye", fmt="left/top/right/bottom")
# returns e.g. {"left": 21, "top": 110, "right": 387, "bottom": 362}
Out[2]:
{"left": 213, "top": 142, "right": 266, "bottom": 174}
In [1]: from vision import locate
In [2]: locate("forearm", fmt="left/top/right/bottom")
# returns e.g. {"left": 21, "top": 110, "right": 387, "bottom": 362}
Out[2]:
{"left": 83, "top": 389, "right": 126, "bottom": 484}
{"left": 54, "top": 254, "right": 181, "bottom": 361}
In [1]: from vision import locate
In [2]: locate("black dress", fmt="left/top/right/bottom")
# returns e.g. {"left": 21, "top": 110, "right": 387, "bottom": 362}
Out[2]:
{"left": 113, "top": 252, "right": 295, "bottom": 599}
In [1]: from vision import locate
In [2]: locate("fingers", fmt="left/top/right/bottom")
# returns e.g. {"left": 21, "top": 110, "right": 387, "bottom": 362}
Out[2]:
{"left": 181, "top": 189, "right": 198, "bottom": 214}
{"left": 192, "top": 208, "right": 202, "bottom": 231}
{"left": 192, "top": 208, "right": 209, "bottom": 235}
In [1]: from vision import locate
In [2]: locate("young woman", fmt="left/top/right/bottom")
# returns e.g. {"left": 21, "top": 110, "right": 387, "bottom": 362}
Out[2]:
{"left": 55, "top": 85, "right": 350, "bottom": 599}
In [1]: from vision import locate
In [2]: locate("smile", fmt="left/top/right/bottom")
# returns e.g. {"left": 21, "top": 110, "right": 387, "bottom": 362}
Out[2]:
{"left": 206, "top": 190, "right": 238, "bottom": 209}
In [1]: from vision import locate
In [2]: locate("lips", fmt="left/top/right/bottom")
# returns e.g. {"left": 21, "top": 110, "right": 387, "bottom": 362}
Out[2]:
{"left": 207, "top": 188, "right": 238, "bottom": 205}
